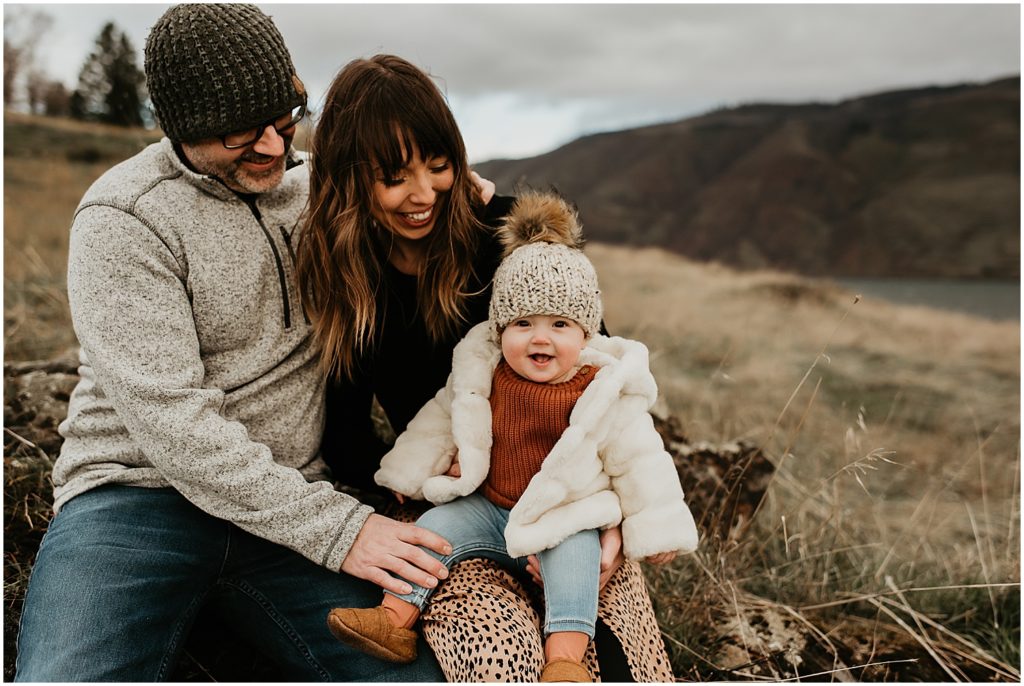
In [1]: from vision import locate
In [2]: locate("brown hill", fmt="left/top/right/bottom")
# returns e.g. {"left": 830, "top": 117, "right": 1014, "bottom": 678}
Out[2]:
{"left": 475, "top": 77, "right": 1020, "bottom": 279}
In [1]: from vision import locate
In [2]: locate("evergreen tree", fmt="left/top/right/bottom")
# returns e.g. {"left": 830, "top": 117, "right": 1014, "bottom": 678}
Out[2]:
{"left": 71, "top": 22, "right": 146, "bottom": 126}
{"left": 105, "top": 34, "right": 145, "bottom": 126}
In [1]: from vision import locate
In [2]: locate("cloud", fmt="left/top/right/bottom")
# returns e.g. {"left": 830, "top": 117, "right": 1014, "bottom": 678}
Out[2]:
{"left": 12, "top": 3, "right": 1019, "bottom": 160}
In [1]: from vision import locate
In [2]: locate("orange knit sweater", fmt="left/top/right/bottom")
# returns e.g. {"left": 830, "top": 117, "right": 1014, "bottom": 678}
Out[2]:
{"left": 480, "top": 360, "right": 595, "bottom": 509}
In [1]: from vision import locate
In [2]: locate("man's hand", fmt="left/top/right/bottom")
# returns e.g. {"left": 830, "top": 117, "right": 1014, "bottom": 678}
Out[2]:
{"left": 525, "top": 526, "right": 625, "bottom": 590}
{"left": 340, "top": 514, "right": 451, "bottom": 595}
{"left": 470, "top": 171, "right": 495, "bottom": 205}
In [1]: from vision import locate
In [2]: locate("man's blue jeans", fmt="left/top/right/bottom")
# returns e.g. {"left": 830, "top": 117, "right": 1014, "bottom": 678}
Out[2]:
{"left": 15, "top": 485, "right": 444, "bottom": 682}
{"left": 389, "top": 493, "right": 600, "bottom": 638}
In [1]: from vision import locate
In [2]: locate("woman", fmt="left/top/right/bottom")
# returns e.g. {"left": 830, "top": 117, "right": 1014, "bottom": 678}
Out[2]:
{"left": 297, "top": 54, "right": 674, "bottom": 682}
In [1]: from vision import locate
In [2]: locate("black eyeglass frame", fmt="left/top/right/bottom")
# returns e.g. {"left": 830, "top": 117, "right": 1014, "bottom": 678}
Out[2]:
{"left": 219, "top": 101, "right": 307, "bottom": 150}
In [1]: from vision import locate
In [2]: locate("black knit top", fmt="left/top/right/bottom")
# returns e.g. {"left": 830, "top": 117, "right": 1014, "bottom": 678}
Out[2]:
{"left": 321, "top": 195, "right": 516, "bottom": 491}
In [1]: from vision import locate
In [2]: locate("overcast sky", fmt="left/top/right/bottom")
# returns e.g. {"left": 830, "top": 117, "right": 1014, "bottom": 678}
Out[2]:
{"left": 6, "top": 3, "right": 1020, "bottom": 162}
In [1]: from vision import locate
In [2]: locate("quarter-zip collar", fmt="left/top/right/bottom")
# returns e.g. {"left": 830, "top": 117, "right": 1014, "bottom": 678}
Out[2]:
{"left": 164, "top": 138, "right": 306, "bottom": 331}
{"left": 237, "top": 191, "right": 296, "bottom": 330}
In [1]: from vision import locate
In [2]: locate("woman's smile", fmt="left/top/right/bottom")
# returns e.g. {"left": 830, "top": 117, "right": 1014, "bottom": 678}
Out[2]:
{"left": 372, "top": 141, "right": 454, "bottom": 249}
{"left": 397, "top": 206, "right": 434, "bottom": 228}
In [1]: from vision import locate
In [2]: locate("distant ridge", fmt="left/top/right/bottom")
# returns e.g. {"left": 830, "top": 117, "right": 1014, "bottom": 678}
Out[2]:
{"left": 476, "top": 77, "right": 1020, "bottom": 279}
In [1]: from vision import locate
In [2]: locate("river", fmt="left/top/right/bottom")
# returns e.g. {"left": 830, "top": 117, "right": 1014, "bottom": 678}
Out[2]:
{"left": 833, "top": 278, "right": 1020, "bottom": 321}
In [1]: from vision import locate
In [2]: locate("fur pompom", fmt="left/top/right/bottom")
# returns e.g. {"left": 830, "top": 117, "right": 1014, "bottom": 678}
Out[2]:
{"left": 499, "top": 192, "right": 584, "bottom": 257}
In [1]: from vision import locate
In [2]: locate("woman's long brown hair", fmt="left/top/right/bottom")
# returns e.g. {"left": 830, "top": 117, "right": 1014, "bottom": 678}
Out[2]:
{"left": 297, "top": 55, "right": 484, "bottom": 381}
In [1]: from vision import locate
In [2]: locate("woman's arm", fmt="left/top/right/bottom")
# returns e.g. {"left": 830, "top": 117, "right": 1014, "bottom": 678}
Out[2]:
{"left": 322, "top": 376, "right": 393, "bottom": 493}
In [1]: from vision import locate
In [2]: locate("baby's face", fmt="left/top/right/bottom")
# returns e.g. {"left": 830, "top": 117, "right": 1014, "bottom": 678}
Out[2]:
{"left": 500, "top": 314, "right": 586, "bottom": 384}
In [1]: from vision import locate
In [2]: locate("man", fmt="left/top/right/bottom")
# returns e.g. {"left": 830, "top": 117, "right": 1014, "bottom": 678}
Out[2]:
{"left": 15, "top": 5, "right": 448, "bottom": 681}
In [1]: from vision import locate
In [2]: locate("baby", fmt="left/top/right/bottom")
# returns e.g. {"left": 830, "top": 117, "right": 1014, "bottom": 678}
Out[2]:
{"left": 328, "top": 192, "right": 698, "bottom": 682}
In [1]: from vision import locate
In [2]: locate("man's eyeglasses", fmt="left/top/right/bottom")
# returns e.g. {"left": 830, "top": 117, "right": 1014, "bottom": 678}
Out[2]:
{"left": 219, "top": 103, "right": 306, "bottom": 150}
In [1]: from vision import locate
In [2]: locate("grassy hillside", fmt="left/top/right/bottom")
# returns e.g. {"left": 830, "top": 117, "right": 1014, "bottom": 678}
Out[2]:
{"left": 3, "top": 112, "right": 1019, "bottom": 679}
{"left": 477, "top": 77, "right": 1020, "bottom": 279}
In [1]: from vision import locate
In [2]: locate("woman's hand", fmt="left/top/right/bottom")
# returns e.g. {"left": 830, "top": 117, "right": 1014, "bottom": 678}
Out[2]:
{"left": 340, "top": 514, "right": 451, "bottom": 595}
{"left": 525, "top": 526, "right": 625, "bottom": 590}
{"left": 525, "top": 554, "right": 543, "bottom": 586}
{"left": 645, "top": 551, "right": 677, "bottom": 565}
{"left": 470, "top": 171, "right": 495, "bottom": 205}
{"left": 597, "top": 526, "right": 625, "bottom": 590}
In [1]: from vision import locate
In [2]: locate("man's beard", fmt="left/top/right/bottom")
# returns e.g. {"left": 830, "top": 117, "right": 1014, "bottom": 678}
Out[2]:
{"left": 184, "top": 134, "right": 294, "bottom": 195}
{"left": 221, "top": 150, "right": 288, "bottom": 194}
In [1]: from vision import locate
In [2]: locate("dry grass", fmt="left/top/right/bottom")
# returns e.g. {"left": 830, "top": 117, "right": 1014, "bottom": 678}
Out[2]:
{"left": 4, "top": 111, "right": 162, "bottom": 361}
{"left": 588, "top": 243, "right": 1020, "bottom": 679}
{"left": 3, "top": 113, "right": 1019, "bottom": 680}
{"left": 5, "top": 157, "right": 99, "bottom": 360}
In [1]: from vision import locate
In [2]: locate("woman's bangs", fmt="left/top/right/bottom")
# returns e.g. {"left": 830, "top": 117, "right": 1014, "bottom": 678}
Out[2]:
{"left": 396, "top": 109, "right": 461, "bottom": 169}
{"left": 413, "top": 119, "right": 457, "bottom": 166}
{"left": 361, "top": 118, "right": 409, "bottom": 179}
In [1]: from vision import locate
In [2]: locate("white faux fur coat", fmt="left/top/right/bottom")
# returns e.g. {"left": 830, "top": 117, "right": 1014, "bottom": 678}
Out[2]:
{"left": 375, "top": 321, "right": 699, "bottom": 560}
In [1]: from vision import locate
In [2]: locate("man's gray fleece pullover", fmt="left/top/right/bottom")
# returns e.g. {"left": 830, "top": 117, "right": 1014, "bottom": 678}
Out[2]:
{"left": 54, "top": 138, "right": 373, "bottom": 572}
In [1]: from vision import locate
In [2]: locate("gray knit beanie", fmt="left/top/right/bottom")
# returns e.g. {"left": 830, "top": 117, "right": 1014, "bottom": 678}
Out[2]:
{"left": 144, "top": 3, "right": 305, "bottom": 142}
{"left": 489, "top": 193, "right": 603, "bottom": 337}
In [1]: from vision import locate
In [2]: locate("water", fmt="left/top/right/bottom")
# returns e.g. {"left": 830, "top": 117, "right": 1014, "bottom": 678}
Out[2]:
{"left": 834, "top": 278, "right": 1020, "bottom": 321}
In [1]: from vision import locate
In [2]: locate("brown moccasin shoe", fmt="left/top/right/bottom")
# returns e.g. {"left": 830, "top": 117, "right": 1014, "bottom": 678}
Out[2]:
{"left": 540, "top": 658, "right": 592, "bottom": 682}
{"left": 326, "top": 606, "right": 418, "bottom": 664}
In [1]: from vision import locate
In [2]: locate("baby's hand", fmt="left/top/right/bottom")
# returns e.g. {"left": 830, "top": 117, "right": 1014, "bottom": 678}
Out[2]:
{"left": 392, "top": 490, "right": 406, "bottom": 505}
{"left": 645, "top": 551, "right": 677, "bottom": 565}
{"left": 443, "top": 451, "right": 461, "bottom": 478}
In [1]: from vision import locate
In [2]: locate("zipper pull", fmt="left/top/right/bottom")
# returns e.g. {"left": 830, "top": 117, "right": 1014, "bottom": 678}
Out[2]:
{"left": 279, "top": 226, "right": 297, "bottom": 261}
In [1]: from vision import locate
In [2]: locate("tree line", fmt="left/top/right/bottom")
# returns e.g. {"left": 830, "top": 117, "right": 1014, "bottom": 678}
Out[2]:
{"left": 5, "top": 9, "right": 147, "bottom": 127}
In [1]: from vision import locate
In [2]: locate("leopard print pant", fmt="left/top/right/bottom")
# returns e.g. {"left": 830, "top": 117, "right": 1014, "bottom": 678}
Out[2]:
{"left": 419, "top": 557, "right": 674, "bottom": 682}
{"left": 385, "top": 501, "right": 674, "bottom": 682}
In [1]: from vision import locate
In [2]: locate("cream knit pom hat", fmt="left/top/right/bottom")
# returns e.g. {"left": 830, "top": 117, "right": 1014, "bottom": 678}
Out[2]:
{"left": 489, "top": 192, "right": 603, "bottom": 337}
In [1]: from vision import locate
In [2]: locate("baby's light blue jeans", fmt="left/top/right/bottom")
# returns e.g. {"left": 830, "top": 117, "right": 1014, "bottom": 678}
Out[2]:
{"left": 388, "top": 492, "right": 600, "bottom": 638}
